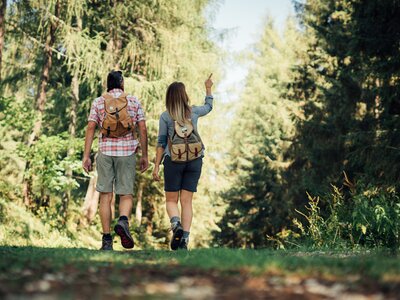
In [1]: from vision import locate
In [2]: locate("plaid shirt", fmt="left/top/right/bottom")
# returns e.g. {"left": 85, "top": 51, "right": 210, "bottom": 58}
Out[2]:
{"left": 88, "top": 88, "right": 145, "bottom": 156}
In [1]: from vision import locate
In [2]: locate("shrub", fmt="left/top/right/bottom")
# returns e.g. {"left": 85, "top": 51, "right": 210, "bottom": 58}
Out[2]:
{"left": 277, "top": 174, "right": 400, "bottom": 249}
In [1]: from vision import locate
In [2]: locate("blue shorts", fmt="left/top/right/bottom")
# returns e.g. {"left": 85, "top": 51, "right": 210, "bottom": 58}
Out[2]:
{"left": 163, "top": 155, "right": 203, "bottom": 192}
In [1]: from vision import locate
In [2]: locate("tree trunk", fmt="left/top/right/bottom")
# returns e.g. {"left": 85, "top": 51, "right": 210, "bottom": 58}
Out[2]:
{"left": 23, "top": 0, "right": 60, "bottom": 208}
{"left": 0, "top": 0, "right": 6, "bottom": 82}
{"left": 146, "top": 201, "right": 155, "bottom": 236}
{"left": 82, "top": 172, "right": 100, "bottom": 224}
{"left": 106, "top": 32, "right": 122, "bottom": 70}
{"left": 60, "top": 15, "right": 82, "bottom": 223}
{"left": 135, "top": 181, "right": 144, "bottom": 225}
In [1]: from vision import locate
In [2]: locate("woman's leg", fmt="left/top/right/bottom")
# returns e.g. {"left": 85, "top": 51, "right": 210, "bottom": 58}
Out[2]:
{"left": 180, "top": 189, "right": 194, "bottom": 232}
{"left": 166, "top": 191, "right": 180, "bottom": 219}
{"left": 166, "top": 191, "right": 184, "bottom": 250}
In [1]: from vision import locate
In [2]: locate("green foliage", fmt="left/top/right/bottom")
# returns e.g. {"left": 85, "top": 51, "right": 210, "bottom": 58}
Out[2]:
{"left": 277, "top": 177, "right": 400, "bottom": 249}
{"left": 20, "top": 134, "right": 84, "bottom": 195}
{"left": 0, "top": 197, "right": 98, "bottom": 248}
{"left": 214, "top": 19, "right": 303, "bottom": 248}
{"left": 216, "top": 0, "right": 400, "bottom": 250}
{"left": 1, "top": 0, "right": 221, "bottom": 248}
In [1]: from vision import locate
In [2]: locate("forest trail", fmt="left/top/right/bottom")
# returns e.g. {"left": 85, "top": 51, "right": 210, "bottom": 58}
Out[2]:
{"left": 1, "top": 247, "right": 399, "bottom": 299}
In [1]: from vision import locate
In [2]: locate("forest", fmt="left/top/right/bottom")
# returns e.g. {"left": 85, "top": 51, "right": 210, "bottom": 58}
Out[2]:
{"left": 0, "top": 0, "right": 399, "bottom": 253}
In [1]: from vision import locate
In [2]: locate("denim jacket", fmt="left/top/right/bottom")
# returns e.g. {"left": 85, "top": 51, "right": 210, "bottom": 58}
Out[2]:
{"left": 157, "top": 95, "right": 214, "bottom": 157}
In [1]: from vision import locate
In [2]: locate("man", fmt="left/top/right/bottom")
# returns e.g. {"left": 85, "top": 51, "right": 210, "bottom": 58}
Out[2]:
{"left": 82, "top": 70, "right": 149, "bottom": 250}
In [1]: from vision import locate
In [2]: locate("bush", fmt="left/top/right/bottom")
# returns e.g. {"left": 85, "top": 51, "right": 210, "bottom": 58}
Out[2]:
{"left": 277, "top": 174, "right": 400, "bottom": 249}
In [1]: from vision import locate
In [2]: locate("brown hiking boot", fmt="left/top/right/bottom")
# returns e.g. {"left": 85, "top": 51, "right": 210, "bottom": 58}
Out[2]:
{"left": 114, "top": 219, "right": 134, "bottom": 249}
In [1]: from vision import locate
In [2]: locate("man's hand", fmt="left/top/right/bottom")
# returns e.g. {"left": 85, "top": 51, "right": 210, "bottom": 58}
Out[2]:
{"left": 140, "top": 156, "right": 149, "bottom": 173}
{"left": 82, "top": 156, "right": 92, "bottom": 173}
{"left": 152, "top": 165, "right": 160, "bottom": 181}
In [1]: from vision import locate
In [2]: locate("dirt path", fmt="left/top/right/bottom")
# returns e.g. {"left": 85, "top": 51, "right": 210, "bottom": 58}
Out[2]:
{"left": 1, "top": 247, "right": 399, "bottom": 299}
{"left": 2, "top": 264, "right": 398, "bottom": 299}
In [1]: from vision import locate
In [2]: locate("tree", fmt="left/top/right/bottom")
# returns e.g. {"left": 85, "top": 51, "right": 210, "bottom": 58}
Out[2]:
{"left": 0, "top": 0, "right": 6, "bottom": 82}
{"left": 23, "top": 0, "right": 61, "bottom": 207}
{"left": 0, "top": 0, "right": 221, "bottom": 248}
{"left": 215, "top": 19, "right": 304, "bottom": 247}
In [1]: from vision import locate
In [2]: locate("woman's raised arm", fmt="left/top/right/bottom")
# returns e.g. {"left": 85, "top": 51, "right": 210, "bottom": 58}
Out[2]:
{"left": 192, "top": 73, "right": 214, "bottom": 117}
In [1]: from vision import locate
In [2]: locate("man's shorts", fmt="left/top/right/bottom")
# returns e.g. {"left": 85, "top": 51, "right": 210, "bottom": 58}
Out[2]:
{"left": 96, "top": 152, "right": 136, "bottom": 195}
{"left": 163, "top": 155, "right": 203, "bottom": 192}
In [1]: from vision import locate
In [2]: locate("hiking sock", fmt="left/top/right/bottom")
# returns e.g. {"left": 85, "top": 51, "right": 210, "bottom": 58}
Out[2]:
{"left": 119, "top": 215, "right": 128, "bottom": 221}
{"left": 183, "top": 231, "right": 190, "bottom": 239}
{"left": 170, "top": 216, "right": 181, "bottom": 229}
{"left": 103, "top": 233, "right": 112, "bottom": 241}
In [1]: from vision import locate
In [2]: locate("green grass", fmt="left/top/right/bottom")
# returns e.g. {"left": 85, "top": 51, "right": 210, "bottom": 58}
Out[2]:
{"left": 1, "top": 246, "right": 399, "bottom": 281}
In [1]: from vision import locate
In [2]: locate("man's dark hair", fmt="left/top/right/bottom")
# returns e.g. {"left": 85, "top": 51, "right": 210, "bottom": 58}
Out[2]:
{"left": 107, "top": 70, "right": 124, "bottom": 91}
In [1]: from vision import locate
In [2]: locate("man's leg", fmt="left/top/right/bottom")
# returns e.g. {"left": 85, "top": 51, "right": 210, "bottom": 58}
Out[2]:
{"left": 99, "top": 192, "right": 113, "bottom": 233}
{"left": 114, "top": 193, "right": 135, "bottom": 249}
{"left": 114, "top": 194, "right": 134, "bottom": 249}
{"left": 113, "top": 154, "right": 136, "bottom": 249}
{"left": 119, "top": 194, "right": 133, "bottom": 218}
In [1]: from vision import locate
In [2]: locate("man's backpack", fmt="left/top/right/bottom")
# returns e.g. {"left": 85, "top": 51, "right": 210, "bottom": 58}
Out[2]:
{"left": 100, "top": 93, "right": 135, "bottom": 138}
{"left": 168, "top": 120, "right": 203, "bottom": 163}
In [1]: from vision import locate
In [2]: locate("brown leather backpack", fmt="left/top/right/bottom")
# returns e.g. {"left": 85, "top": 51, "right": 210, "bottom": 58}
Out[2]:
{"left": 100, "top": 92, "right": 135, "bottom": 138}
{"left": 168, "top": 120, "right": 203, "bottom": 163}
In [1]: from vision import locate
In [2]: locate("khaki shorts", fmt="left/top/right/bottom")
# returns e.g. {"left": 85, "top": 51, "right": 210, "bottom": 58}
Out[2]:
{"left": 96, "top": 152, "right": 136, "bottom": 195}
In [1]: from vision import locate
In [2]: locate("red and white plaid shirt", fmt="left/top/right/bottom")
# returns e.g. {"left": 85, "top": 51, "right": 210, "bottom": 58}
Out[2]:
{"left": 88, "top": 89, "right": 145, "bottom": 156}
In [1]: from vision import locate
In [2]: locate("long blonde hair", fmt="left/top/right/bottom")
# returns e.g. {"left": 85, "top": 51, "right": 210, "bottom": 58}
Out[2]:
{"left": 166, "top": 82, "right": 191, "bottom": 125}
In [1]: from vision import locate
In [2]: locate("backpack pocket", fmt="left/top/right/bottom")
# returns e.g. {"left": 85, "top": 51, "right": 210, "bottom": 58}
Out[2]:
{"left": 101, "top": 115, "right": 118, "bottom": 135}
{"left": 188, "top": 142, "right": 202, "bottom": 161}
{"left": 170, "top": 143, "right": 188, "bottom": 162}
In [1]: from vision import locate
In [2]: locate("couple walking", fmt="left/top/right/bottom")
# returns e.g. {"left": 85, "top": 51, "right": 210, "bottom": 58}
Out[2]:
{"left": 82, "top": 71, "right": 214, "bottom": 251}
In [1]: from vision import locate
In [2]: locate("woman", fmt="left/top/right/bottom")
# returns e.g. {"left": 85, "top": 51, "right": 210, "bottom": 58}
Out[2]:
{"left": 153, "top": 74, "right": 214, "bottom": 250}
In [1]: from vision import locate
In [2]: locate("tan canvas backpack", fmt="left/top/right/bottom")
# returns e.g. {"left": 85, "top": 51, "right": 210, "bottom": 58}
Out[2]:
{"left": 100, "top": 92, "right": 135, "bottom": 138}
{"left": 168, "top": 120, "right": 203, "bottom": 163}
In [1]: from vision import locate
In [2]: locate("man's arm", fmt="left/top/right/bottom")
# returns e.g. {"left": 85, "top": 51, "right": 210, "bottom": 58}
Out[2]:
{"left": 82, "top": 121, "right": 97, "bottom": 173}
{"left": 137, "top": 120, "right": 149, "bottom": 173}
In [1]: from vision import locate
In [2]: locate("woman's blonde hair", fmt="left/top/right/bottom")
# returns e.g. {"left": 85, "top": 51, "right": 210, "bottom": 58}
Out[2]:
{"left": 166, "top": 82, "right": 191, "bottom": 125}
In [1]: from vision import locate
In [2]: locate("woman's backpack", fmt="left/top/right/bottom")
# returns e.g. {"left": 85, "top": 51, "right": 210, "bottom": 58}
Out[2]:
{"left": 100, "top": 93, "right": 135, "bottom": 138}
{"left": 168, "top": 120, "right": 203, "bottom": 163}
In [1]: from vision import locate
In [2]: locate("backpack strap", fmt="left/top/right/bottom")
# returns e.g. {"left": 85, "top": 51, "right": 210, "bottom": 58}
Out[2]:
{"left": 193, "top": 126, "right": 204, "bottom": 150}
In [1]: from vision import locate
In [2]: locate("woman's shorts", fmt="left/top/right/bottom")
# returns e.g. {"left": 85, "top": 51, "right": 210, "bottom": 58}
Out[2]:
{"left": 163, "top": 155, "right": 203, "bottom": 192}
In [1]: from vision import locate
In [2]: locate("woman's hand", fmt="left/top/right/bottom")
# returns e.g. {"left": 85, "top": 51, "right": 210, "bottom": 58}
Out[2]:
{"left": 152, "top": 165, "right": 161, "bottom": 181}
{"left": 205, "top": 73, "right": 213, "bottom": 95}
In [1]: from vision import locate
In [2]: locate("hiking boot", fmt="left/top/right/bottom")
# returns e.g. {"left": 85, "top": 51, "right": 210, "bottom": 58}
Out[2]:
{"left": 100, "top": 236, "right": 113, "bottom": 251}
{"left": 178, "top": 238, "right": 189, "bottom": 250}
{"left": 170, "top": 221, "right": 184, "bottom": 250}
{"left": 114, "top": 219, "right": 134, "bottom": 249}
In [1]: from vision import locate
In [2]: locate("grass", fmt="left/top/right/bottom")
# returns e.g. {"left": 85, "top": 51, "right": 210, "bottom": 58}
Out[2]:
{"left": 1, "top": 246, "right": 399, "bottom": 298}
{"left": 1, "top": 246, "right": 399, "bottom": 280}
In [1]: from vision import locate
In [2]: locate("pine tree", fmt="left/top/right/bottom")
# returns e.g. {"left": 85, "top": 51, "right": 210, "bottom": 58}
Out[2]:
{"left": 0, "top": 0, "right": 6, "bottom": 82}
{"left": 215, "top": 19, "right": 304, "bottom": 247}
